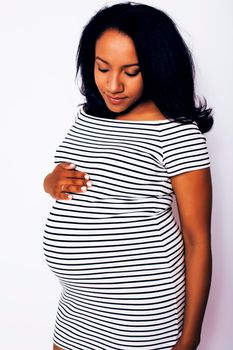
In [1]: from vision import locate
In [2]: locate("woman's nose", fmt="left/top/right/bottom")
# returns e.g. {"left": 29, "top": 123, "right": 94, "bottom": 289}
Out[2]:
{"left": 106, "top": 73, "right": 124, "bottom": 93}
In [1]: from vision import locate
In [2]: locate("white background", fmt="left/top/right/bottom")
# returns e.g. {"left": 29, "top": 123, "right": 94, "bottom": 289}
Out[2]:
{"left": 0, "top": 0, "right": 232, "bottom": 349}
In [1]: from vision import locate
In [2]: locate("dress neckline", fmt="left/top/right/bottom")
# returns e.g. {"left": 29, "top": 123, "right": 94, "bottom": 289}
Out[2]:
{"left": 80, "top": 105, "right": 172, "bottom": 125}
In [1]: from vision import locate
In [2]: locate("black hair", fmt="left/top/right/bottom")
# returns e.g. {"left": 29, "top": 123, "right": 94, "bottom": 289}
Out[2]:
{"left": 76, "top": 2, "right": 213, "bottom": 133}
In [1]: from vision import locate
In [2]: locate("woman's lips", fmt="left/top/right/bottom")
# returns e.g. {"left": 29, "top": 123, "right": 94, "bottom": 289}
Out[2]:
{"left": 106, "top": 95, "right": 127, "bottom": 105}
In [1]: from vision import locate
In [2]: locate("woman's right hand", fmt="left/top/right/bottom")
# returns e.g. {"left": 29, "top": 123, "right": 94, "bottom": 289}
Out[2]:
{"left": 43, "top": 162, "right": 92, "bottom": 200}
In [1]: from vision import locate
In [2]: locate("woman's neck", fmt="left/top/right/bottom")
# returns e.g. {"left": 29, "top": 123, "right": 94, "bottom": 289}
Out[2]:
{"left": 115, "top": 100, "right": 166, "bottom": 121}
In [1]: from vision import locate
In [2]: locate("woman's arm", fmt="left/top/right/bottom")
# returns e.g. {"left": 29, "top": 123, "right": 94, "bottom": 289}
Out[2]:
{"left": 43, "top": 162, "right": 92, "bottom": 200}
{"left": 171, "top": 167, "right": 212, "bottom": 350}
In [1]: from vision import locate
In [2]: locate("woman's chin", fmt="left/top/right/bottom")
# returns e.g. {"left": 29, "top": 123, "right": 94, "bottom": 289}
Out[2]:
{"left": 104, "top": 102, "right": 128, "bottom": 113}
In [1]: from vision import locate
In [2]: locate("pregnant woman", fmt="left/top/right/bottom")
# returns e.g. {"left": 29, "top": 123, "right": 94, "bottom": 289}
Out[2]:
{"left": 43, "top": 3, "right": 213, "bottom": 350}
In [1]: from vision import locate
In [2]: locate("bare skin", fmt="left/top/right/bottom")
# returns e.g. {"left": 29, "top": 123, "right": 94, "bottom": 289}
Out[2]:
{"left": 94, "top": 29, "right": 166, "bottom": 121}
{"left": 53, "top": 345, "right": 64, "bottom": 350}
{"left": 171, "top": 168, "right": 212, "bottom": 350}
{"left": 43, "top": 162, "right": 92, "bottom": 200}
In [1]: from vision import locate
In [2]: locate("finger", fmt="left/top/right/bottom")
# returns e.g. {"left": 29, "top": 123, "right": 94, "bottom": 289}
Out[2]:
{"left": 61, "top": 193, "right": 73, "bottom": 200}
{"left": 57, "top": 179, "right": 88, "bottom": 189}
{"left": 67, "top": 179, "right": 92, "bottom": 187}
{"left": 66, "top": 172, "right": 90, "bottom": 180}
{"left": 64, "top": 185, "right": 89, "bottom": 193}
{"left": 54, "top": 191, "right": 73, "bottom": 200}
{"left": 58, "top": 162, "right": 76, "bottom": 170}
{"left": 75, "top": 167, "right": 90, "bottom": 180}
{"left": 70, "top": 168, "right": 90, "bottom": 177}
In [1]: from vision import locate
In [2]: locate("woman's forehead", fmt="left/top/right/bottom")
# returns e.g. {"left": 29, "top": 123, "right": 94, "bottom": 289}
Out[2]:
{"left": 95, "top": 29, "right": 139, "bottom": 65}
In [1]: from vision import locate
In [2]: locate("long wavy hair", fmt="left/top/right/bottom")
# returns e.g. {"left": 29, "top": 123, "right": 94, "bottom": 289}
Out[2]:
{"left": 76, "top": 2, "right": 213, "bottom": 133}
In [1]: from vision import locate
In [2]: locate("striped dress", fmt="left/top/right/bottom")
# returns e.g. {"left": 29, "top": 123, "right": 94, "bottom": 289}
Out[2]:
{"left": 44, "top": 105, "right": 210, "bottom": 350}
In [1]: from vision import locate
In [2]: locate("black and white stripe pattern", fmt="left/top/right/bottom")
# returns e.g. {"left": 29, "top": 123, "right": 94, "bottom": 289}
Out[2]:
{"left": 44, "top": 106, "right": 210, "bottom": 350}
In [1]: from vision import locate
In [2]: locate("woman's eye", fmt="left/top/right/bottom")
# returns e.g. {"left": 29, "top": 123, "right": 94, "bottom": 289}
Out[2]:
{"left": 125, "top": 71, "right": 140, "bottom": 77}
{"left": 98, "top": 68, "right": 108, "bottom": 73}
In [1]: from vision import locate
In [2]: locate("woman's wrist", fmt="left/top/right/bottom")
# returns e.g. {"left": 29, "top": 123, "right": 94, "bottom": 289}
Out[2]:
{"left": 178, "top": 333, "right": 200, "bottom": 349}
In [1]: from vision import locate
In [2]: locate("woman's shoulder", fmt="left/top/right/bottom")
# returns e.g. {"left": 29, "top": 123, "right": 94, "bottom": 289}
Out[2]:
{"left": 159, "top": 118, "right": 203, "bottom": 137}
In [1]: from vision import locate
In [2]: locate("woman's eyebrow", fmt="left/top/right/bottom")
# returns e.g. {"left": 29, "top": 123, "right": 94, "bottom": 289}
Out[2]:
{"left": 95, "top": 56, "right": 139, "bottom": 68}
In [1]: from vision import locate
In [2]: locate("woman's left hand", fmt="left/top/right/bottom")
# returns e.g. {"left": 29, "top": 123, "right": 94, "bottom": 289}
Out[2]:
{"left": 172, "top": 337, "right": 199, "bottom": 350}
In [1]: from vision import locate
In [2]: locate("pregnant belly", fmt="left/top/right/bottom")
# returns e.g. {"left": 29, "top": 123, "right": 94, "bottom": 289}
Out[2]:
{"left": 43, "top": 205, "right": 184, "bottom": 288}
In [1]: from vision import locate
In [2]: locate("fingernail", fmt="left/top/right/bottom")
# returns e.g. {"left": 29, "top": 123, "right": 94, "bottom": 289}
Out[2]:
{"left": 84, "top": 174, "right": 90, "bottom": 180}
{"left": 81, "top": 186, "right": 87, "bottom": 191}
{"left": 86, "top": 180, "right": 92, "bottom": 187}
{"left": 69, "top": 164, "right": 76, "bottom": 168}
{"left": 68, "top": 194, "right": 73, "bottom": 199}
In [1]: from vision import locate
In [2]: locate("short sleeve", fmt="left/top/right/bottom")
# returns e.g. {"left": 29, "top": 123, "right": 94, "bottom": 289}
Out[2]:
{"left": 161, "top": 122, "right": 210, "bottom": 177}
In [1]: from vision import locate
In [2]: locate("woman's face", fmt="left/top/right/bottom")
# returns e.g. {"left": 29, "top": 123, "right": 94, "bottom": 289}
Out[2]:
{"left": 94, "top": 29, "right": 144, "bottom": 113}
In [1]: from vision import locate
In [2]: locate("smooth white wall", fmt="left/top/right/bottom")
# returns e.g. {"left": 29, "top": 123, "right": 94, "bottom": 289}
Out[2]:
{"left": 0, "top": 0, "right": 232, "bottom": 349}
